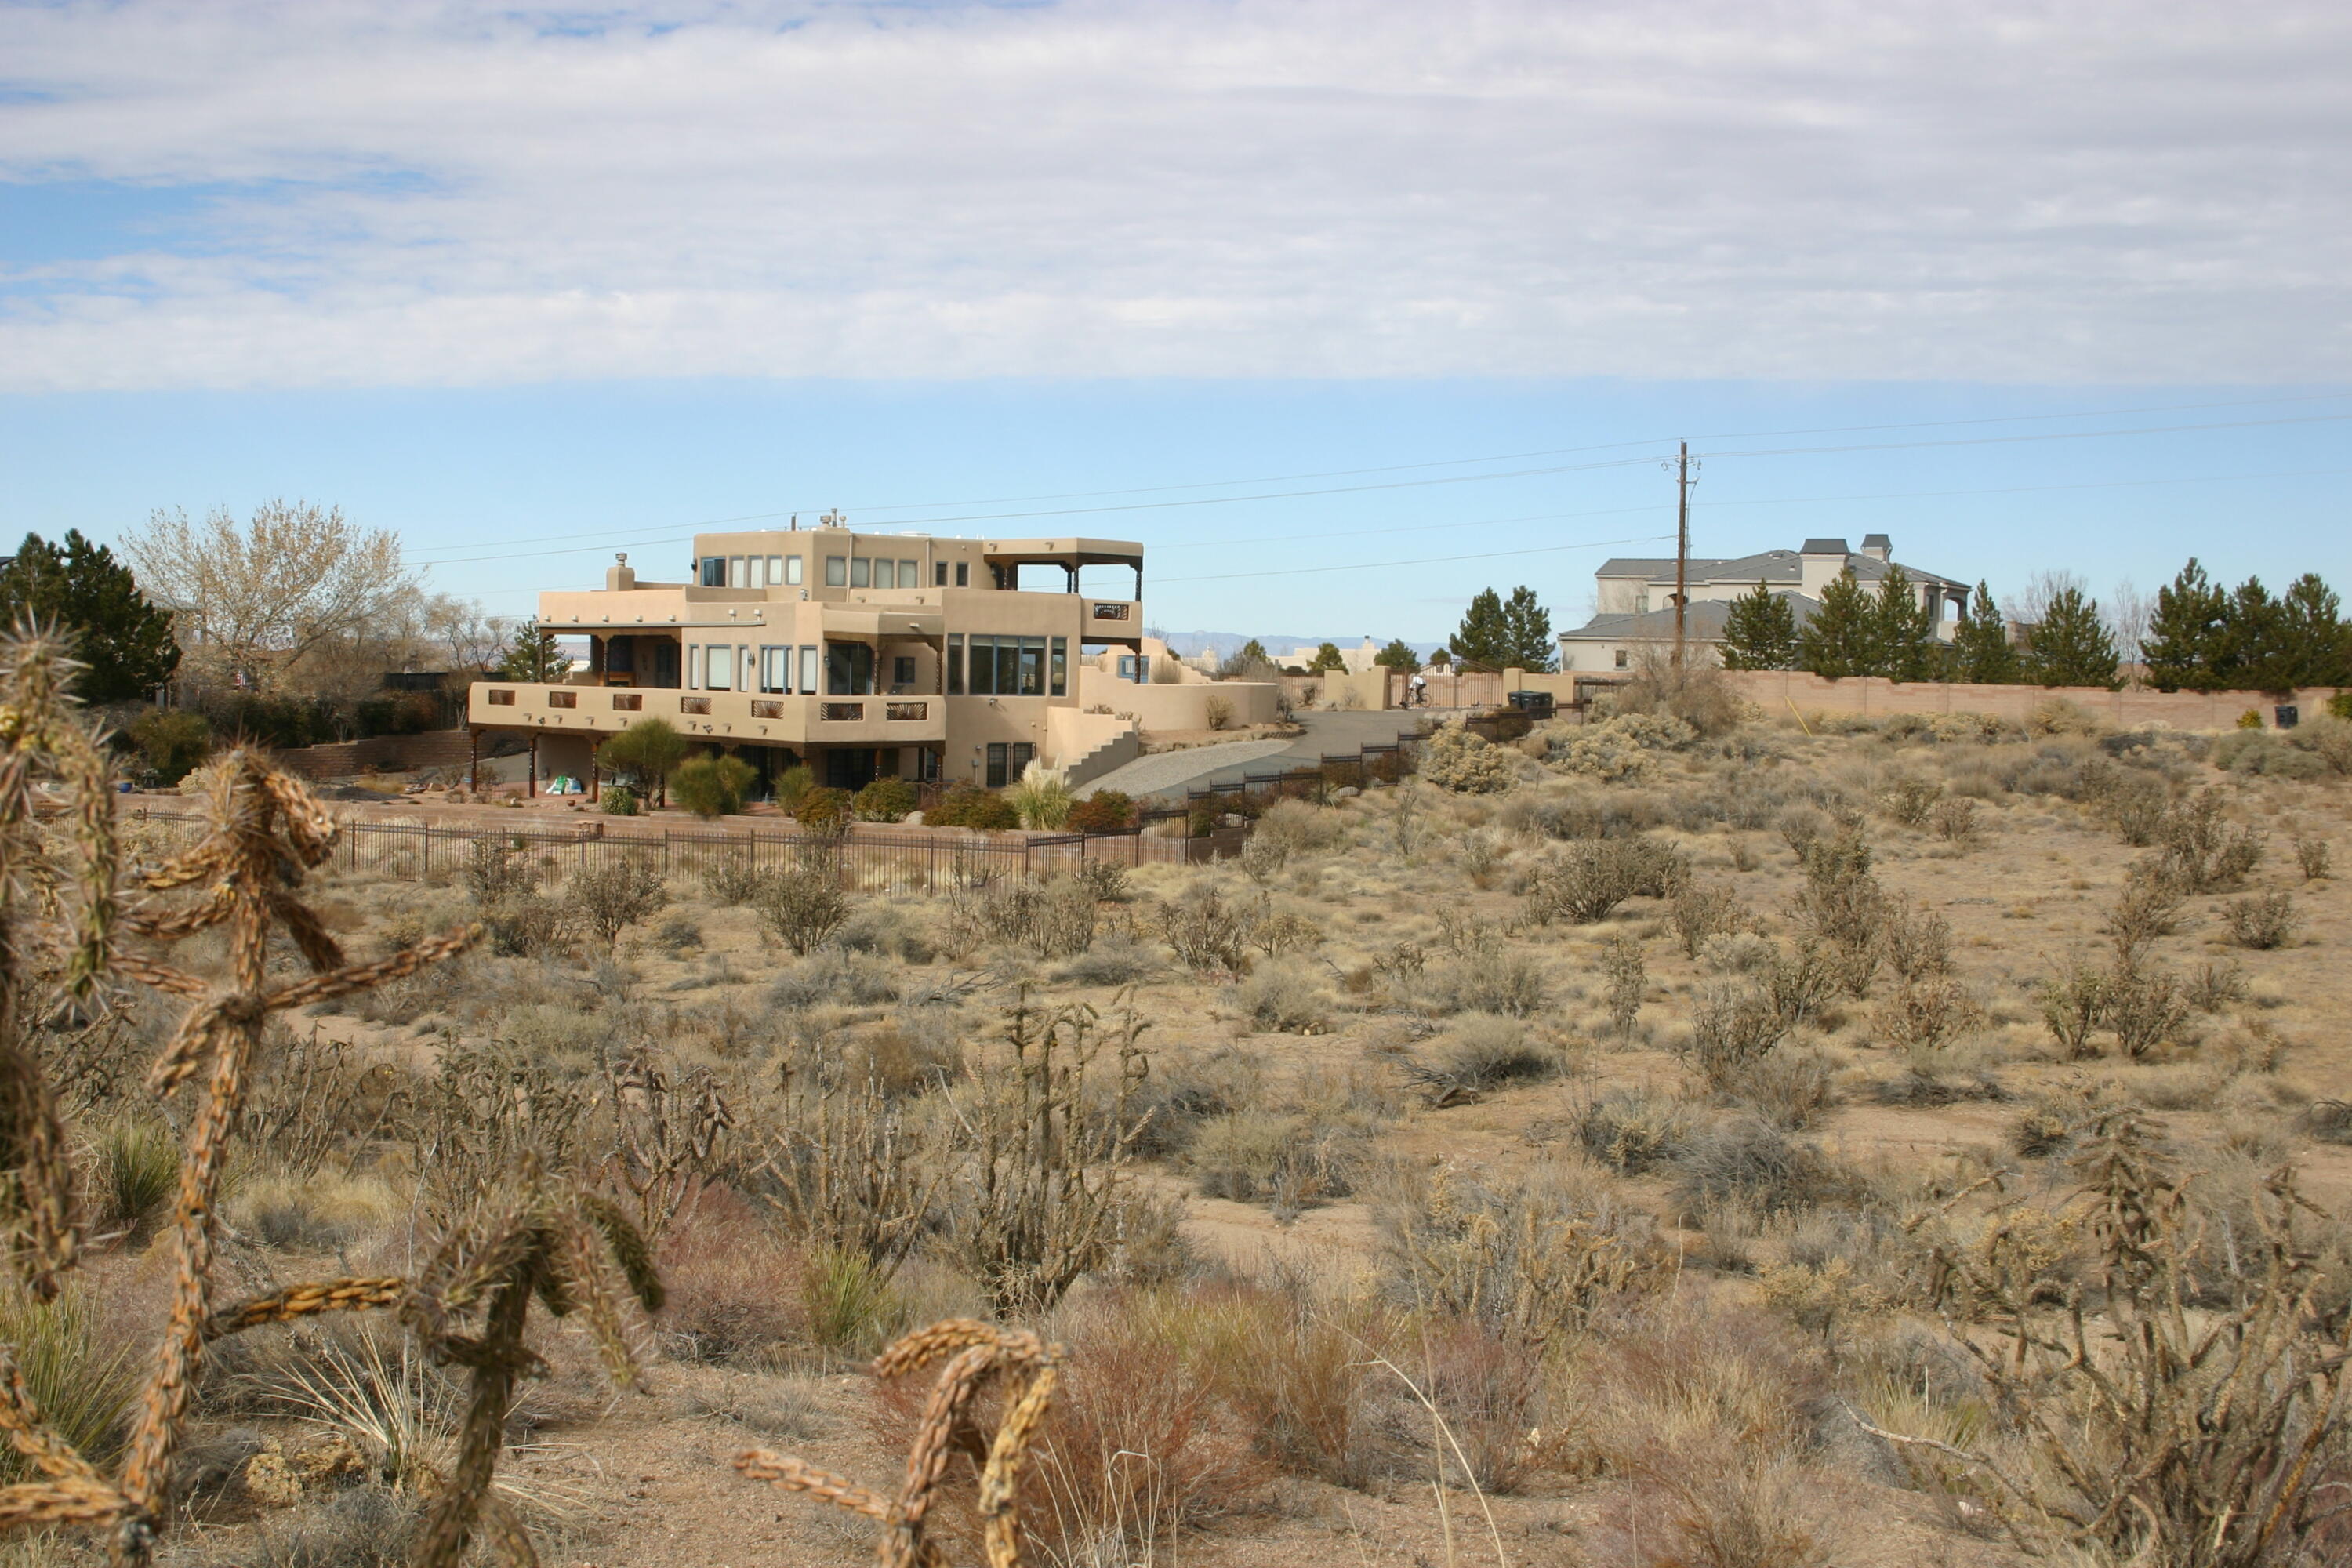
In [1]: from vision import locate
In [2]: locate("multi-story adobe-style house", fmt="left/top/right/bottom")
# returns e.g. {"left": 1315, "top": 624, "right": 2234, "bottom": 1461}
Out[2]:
{"left": 466, "top": 523, "right": 1207, "bottom": 796}
{"left": 1556, "top": 533, "right": 1972, "bottom": 673}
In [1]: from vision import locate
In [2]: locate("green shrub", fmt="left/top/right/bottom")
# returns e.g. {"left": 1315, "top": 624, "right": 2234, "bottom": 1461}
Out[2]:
{"left": 1419, "top": 724, "right": 1515, "bottom": 793}
{"left": 1069, "top": 789, "right": 1138, "bottom": 834}
{"left": 600, "top": 783, "right": 641, "bottom": 816}
{"left": 599, "top": 716, "right": 689, "bottom": 802}
{"left": 929, "top": 784, "right": 1018, "bottom": 831}
{"left": 129, "top": 709, "right": 210, "bottom": 786}
{"left": 2328, "top": 692, "right": 2352, "bottom": 722}
{"left": 852, "top": 776, "right": 917, "bottom": 822}
{"left": 772, "top": 763, "right": 816, "bottom": 813}
{"left": 795, "top": 786, "right": 853, "bottom": 831}
{"left": 672, "top": 753, "right": 757, "bottom": 819}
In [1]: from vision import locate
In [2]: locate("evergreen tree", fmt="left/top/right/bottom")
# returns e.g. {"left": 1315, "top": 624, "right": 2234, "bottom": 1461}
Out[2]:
{"left": 0, "top": 530, "right": 181, "bottom": 704}
{"left": 1500, "top": 586, "right": 1555, "bottom": 671}
{"left": 1952, "top": 581, "right": 2020, "bottom": 684}
{"left": 498, "top": 619, "right": 571, "bottom": 682}
{"left": 2026, "top": 587, "right": 2119, "bottom": 688}
{"left": 1427, "top": 647, "right": 1452, "bottom": 669}
{"left": 2277, "top": 573, "right": 2352, "bottom": 688}
{"left": 2142, "top": 558, "right": 2227, "bottom": 691}
{"left": 1719, "top": 581, "right": 1798, "bottom": 670}
{"left": 1449, "top": 588, "right": 1511, "bottom": 670}
{"left": 2213, "top": 576, "right": 2296, "bottom": 691}
{"left": 1868, "top": 567, "right": 1937, "bottom": 681}
{"left": 1795, "top": 568, "right": 1875, "bottom": 678}
{"left": 1308, "top": 641, "right": 1349, "bottom": 674}
{"left": 1374, "top": 638, "right": 1422, "bottom": 673}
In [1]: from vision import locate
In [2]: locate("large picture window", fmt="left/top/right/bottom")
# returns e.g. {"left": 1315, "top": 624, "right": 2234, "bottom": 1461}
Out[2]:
{"left": 705, "top": 644, "right": 735, "bottom": 690}
{"left": 826, "top": 642, "right": 874, "bottom": 696}
{"left": 699, "top": 557, "right": 725, "bottom": 587}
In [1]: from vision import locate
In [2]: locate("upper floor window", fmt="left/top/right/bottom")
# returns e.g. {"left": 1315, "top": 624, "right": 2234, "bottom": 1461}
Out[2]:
{"left": 956, "top": 561, "right": 970, "bottom": 587}
{"left": 935, "top": 561, "right": 949, "bottom": 586}
{"left": 784, "top": 555, "right": 803, "bottom": 586}
{"left": 825, "top": 556, "right": 848, "bottom": 587}
{"left": 728, "top": 556, "right": 747, "bottom": 588}
{"left": 760, "top": 646, "right": 789, "bottom": 693}
{"left": 850, "top": 557, "right": 871, "bottom": 590}
{"left": 706, "top": 644, "right": 735, "bottom": 690}
{"left": 898, "top": 560, "right": 919, "bottom": 589}
{"left": 699, "top": 557, "right": 725, "bottom": 587}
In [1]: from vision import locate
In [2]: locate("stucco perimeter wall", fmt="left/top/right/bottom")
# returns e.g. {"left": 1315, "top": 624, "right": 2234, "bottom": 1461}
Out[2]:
{"left": 1714, "top": 671, "right": 2344, "bottom": 731}
{"left": 1074, "top": 671, "right": 1282, "bottom": 729}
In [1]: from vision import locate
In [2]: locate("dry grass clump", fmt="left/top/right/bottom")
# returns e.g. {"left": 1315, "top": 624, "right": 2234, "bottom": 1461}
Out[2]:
{"left": 1233, "top": 960, "right": 1329, "bottom": 1034}
{"left": 1576, "top": 1086, "right": 1692, "bottom": 1174}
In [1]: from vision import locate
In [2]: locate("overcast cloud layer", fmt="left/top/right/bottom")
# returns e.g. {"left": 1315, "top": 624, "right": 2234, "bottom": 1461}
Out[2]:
{"left": 2, "top": 0, "right": 2347, "bottom": 391}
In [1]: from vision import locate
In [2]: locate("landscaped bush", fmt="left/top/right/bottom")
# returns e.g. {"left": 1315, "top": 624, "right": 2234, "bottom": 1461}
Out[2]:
{"left": 793, "top": 786, "right": 853, "bottom": 831}
{"left": 1010, "top": 766, "right": 1076, "bottom": 829}
{"left": 927, "top": 783, "right": 1019, "bottom": 830}
{"left": 851, "top": 775, "right": 917, "bottom": 822}
{"left": 599, "top": 782, "right": 641, "bottom": 815}
{"left": 130, "top": 709, "right": 211, "bottom": 786}
{"left": 672, "top": 753, "right": 757, "bottom": 818}
{"left": 1068, "top": 789, "right": 1138, "bottom": 833}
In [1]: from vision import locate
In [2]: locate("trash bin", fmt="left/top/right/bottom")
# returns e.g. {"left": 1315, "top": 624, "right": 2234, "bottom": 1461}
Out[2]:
{"left": 2275, "top": 705, "right": 2299, "bottom": 730}
{"left": 1506, "top": 689, "right": 1555, "bottom": 720}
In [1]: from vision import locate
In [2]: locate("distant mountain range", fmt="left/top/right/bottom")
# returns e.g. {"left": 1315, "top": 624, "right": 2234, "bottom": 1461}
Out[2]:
{"left": 1154, "top": 630, "right": 1445, "bottom": 660}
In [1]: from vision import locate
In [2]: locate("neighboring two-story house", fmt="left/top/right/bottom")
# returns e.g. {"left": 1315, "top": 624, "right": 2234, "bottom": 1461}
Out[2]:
{"left": 466, "top": 524, "right": 1190, "bottom": 795}
{"left": 1557, "top": 534, "right": 1970, "bottom": 673}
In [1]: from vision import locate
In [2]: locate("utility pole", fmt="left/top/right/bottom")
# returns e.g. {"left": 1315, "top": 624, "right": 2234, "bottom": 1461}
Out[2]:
{"left": 1671, "top": 439, "right": 1691, "bottom": 669}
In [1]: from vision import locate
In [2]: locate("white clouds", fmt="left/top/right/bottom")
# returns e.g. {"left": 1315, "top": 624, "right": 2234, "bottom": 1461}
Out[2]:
{"left": 2, "top": 0, "right": 2347, "bottom": 390}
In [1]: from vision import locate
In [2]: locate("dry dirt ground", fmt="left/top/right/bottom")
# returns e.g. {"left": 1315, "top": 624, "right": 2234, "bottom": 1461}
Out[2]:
{"left": 47, "top": 713, "right": 2352, "bottom": 1568}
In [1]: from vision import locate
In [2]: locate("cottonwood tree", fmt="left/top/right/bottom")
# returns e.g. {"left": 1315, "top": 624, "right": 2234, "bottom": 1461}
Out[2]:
{"left": 123, "top": 500, "right": 416, "bottom": 698}
{"left": 0, "top": 531, "right": 180, "bottom": 702}
{"left": 425, "top": 595, "right": 514, "bottom": 672}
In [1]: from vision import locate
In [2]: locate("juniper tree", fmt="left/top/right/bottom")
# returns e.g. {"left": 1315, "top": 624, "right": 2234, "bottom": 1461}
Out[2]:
{"left": 1719, "top": 581, "right": 1798, "bottom": 670}
{"left": 1796, "top": 568, "right": 1875, "bottom": 678}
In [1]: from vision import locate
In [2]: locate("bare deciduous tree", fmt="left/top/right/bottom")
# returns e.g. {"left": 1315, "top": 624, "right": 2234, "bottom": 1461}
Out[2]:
{"left": 123, "top": 499, "right": 416, "bottom": 696}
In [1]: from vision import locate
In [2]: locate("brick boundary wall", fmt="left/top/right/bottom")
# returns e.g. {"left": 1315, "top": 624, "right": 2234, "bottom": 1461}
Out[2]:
{"left": 1712, "top": 671, "right": 2345, "bottom": 731}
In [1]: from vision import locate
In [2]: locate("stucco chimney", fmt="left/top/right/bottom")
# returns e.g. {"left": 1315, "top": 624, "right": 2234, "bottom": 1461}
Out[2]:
{"left": 1799, "top": 538, "right": 1850, "bottom": 598}
{"left": 1860, "top": 533, "right": 1892, "bottom": 562}
{"left": 606, "top": 552, "right": 637, "bottom": 592}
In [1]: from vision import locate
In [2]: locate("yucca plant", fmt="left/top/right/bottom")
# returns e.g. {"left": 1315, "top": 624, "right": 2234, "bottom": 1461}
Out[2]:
{"left": 0, "top": 1286, "right": 136, "bottom": 1485}
{"left": 92, "top": 1122, "right": 179, "bottom": 1241}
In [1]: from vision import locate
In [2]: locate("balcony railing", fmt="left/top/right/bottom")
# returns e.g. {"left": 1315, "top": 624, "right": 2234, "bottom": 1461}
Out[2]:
{"left": 885, "top": 702, "right": 928, "bottom": 721}
{"left": 1090, "top": 601, "right": 1133, "bottom": 621}
{"left": 546, "top": 690, "right": 576, "bottom": 708}
{"left": 750, "top": 699, "right": 784, "bottom": 718}
{"left": 681, "top": 696, "right": 712, "bottom": 715}
{"left": 819, "top": 702, "right": 866, "bottom": 722}
{"left": 611, "top": 692, "right": 642, "bottom": 711}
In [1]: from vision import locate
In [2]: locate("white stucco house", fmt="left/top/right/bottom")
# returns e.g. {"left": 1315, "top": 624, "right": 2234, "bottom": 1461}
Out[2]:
{"left": 1557, "top": 534, "right": 1969, "bottom": 673}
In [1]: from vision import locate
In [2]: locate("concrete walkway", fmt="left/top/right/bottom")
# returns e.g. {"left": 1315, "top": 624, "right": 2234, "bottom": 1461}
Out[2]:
{"left": 1079, "top": 738, "right": 1296, "bottom": 800}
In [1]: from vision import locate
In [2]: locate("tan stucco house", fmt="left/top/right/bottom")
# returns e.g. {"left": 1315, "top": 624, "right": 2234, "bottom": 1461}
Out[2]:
{"left": 467, "top": 523, "right": 1276, "bottom": 796}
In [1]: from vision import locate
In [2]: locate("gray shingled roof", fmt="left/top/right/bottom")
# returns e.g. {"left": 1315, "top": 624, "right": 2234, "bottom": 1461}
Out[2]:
{"left": 1561, "top": 590, "right": 1820, "bottom": 642}
{"left": 1594, "top": 545, "right": 1964, "bottom": 593}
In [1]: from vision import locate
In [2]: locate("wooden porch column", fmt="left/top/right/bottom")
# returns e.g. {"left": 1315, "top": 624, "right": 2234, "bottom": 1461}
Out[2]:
{"left": 589, "top": 737, "right": 601, "bottom": 803}
{"left": 468, "top": 728, "right": 481, "bottom": 793}
{"left": 528, "top": 731, "right": 538, "bottom": 797}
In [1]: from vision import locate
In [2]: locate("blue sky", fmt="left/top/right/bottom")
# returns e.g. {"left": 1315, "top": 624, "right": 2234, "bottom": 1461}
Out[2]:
{"left": 2, "top": 2, "right": 2347, "bottom": 641}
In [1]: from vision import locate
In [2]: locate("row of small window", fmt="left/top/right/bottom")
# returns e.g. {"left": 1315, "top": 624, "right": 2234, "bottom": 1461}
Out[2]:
{"left": 697, "top": 554, "right": 972, "bottom": 590}
{"left": 687, "top": 643, "right": 915, "bottom": 695}
{"left": 945, "top": 635, "right": 1067, "bottom": 697}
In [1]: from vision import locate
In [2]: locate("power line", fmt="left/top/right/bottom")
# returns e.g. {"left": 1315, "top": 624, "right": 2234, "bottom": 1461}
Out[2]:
{"left": 1154, "top": 532, "right": 1675, "bottom": 585}
{"left": 397, "top": 389, "right": 2352, "bottom": 565}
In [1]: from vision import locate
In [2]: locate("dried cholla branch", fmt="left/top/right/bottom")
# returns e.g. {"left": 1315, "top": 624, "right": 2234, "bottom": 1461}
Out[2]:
{"left": 0, "top": 630, "right": 122, "bottom": 1299}
{"left": 400, "top": 1152, "right": 664, "bottom": 1568}
{"left": 736, "top": 1319, "right": 1062, "bottom": 1568}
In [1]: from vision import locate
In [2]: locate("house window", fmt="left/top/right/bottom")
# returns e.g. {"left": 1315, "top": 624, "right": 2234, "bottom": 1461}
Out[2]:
{"left": 946, "top": 634, "right": 964, "bottom": 695}
{"left": 688, "top": 645, "right": 704, "bottom": 688}
{"left": 825, "top": 556, "right": 847, "bottom": 587}
{"left": 1050, "top": 637, "right": 1067, "bottom": 697}
{"left": 760, "top": 646, "right": 789, "bottom": 693}
{"left": 935, "top": 561, "right": 949, "bottom": 586}
{"left": 728, "top": 556, "right": 746, "bottom": 588}
{"left": 826, "top": 642, "right": 874, "bottom": 696}
{"left": 899, "top": 560, "right": 919, "bottom": 589}
{"left": 1018, "top": 637, "right": 1045, "bottom": 696}
{"left": 738, "top": 645, "right": 751, "bottom": 691}
{"left": 767, "top": 555, "right": 784, "bottom": 585}
{"left": 798, "top": 645, "right": 818, "bottom": 695}
{"left": 893, "top": 655, "right": 916, "bottom": 688}
{"left": 850, "top": 557, "right": 871, "bottom": 589}
{"left": 985, "top": 742, "right": 1008, "bottom": 788}
{"left": 1117, "top": 654, "right": 1149, "bottom": 681}
{"left": 1011, "top": 742, "right": 1034, "bottom": 779}
{"left": 700, "top": 557, "right": 725, "bottom": 587}
{"left": 784, "top": 555, "right": 803, "bottom": 586}
{"left": 1613, "top": 648, "right": 1630, "bottom": 670}
{"left": 996, "top": 637, "right": 1021, "bottom": 696}
{"left": 956, "top": 562, "right": 969, "bottom": 587}
{"left": 967, "top": 635, "right": 994, "bottom": 695}
{"left": 706, "top": 644, "right": 735, "bottom": 689}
